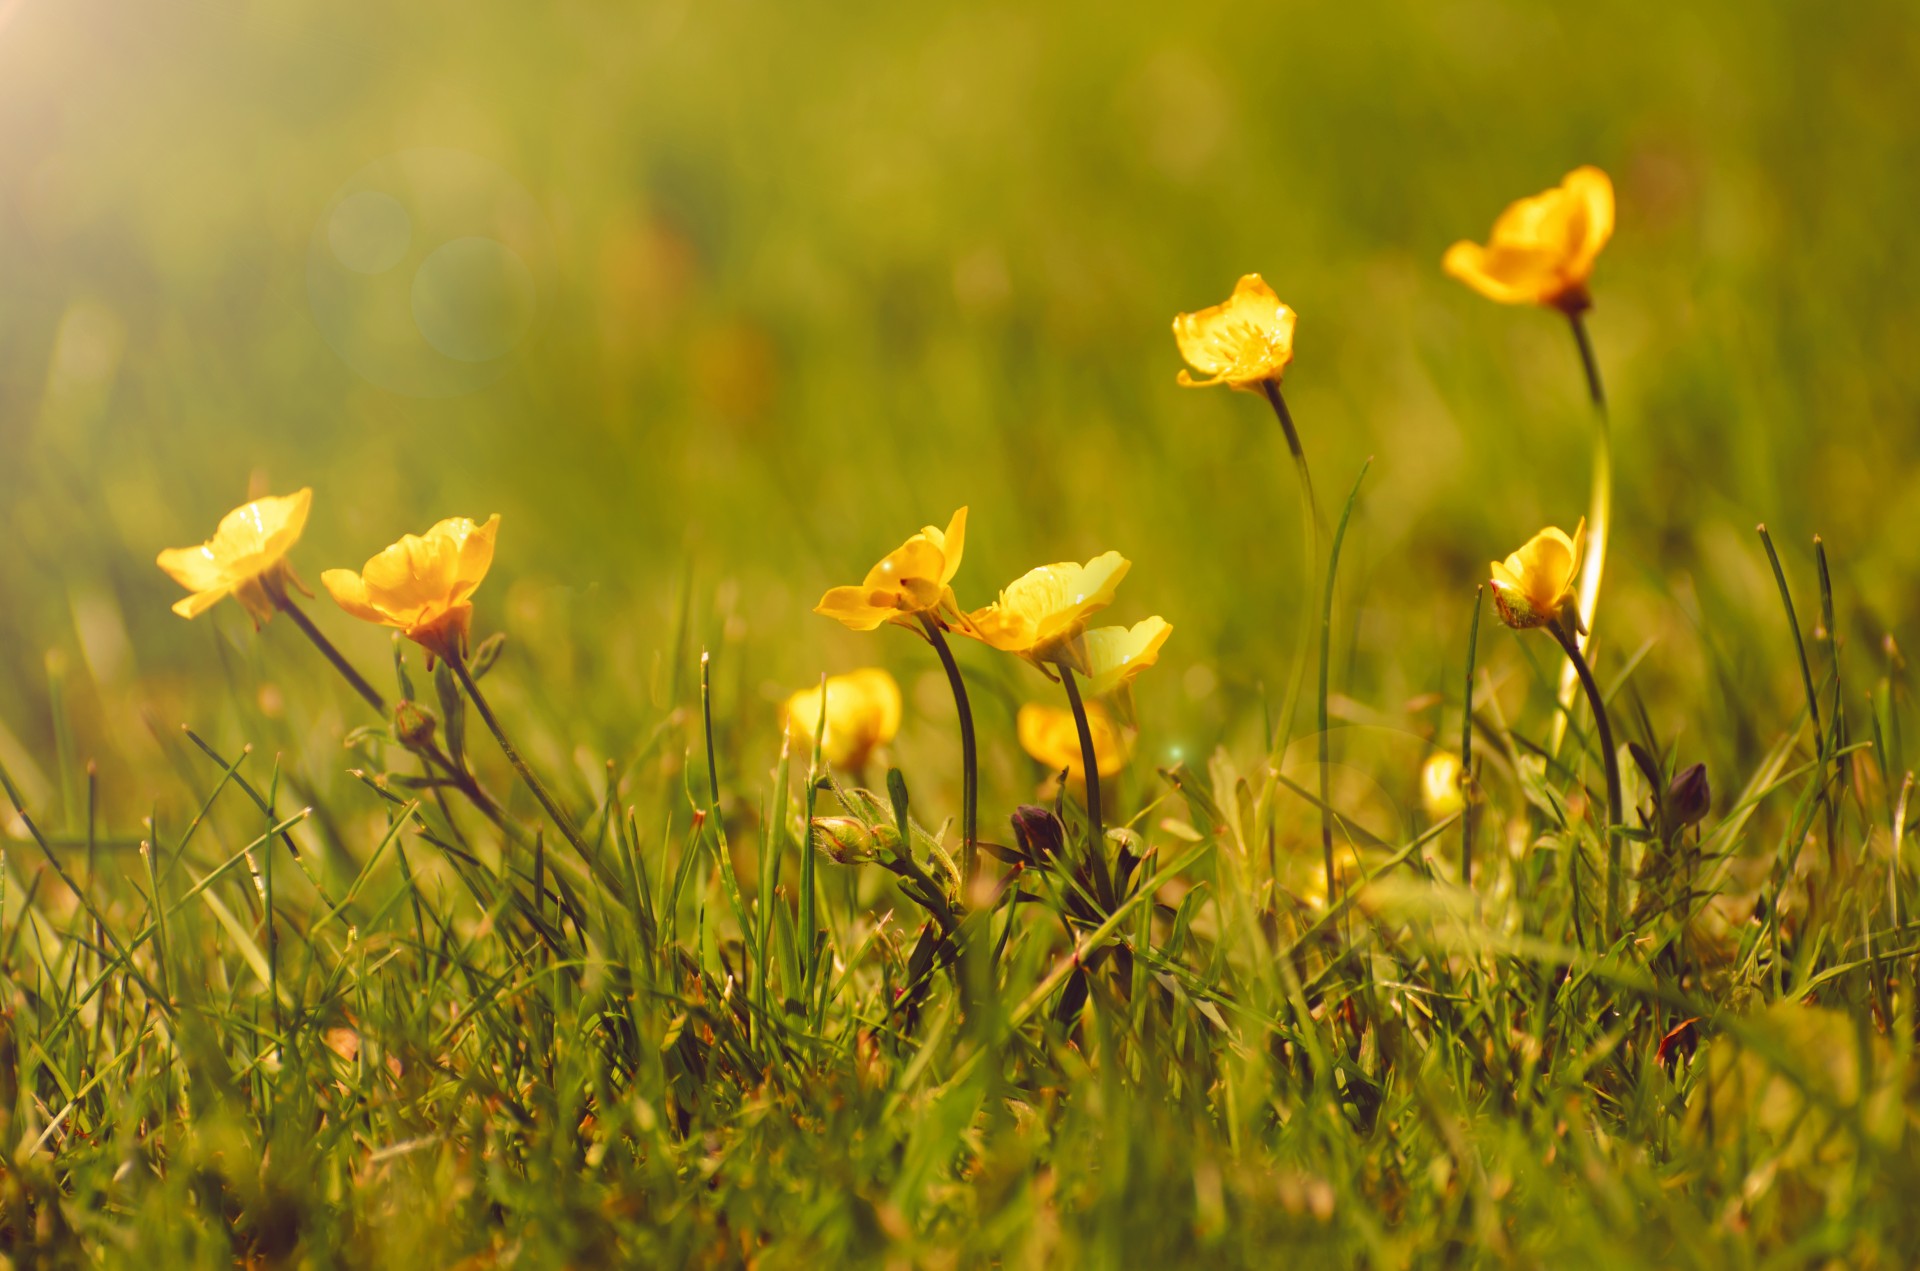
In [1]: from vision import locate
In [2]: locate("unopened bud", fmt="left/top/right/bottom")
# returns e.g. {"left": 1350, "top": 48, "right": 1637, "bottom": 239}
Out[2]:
{"left": 1011, "top": 805, "right": 1066, "bottom": 863}
{"left": 1665, "top": 763, "right": 1710, "bottom": 830}
{"left": 811, "top": 816, "right": 895, "bottom": 864}
{"left": 393, "top": 699, "right": 438, "bottom": 749}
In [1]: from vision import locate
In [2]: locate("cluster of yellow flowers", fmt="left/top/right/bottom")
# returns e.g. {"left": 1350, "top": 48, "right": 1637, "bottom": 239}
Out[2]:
{"left": 803, "top": 506, "right": 1172, "bottom": 782}
{"left": 155, "top": 165, "right": 1619, "bottom": 891}
{"left": 159, "top": 493, "right": 500, "bottom": 666}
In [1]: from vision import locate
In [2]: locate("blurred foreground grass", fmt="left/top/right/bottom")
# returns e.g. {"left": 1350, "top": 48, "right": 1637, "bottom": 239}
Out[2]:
{"left": 3, "top": 0, "right": 1920, "bottom": 1265}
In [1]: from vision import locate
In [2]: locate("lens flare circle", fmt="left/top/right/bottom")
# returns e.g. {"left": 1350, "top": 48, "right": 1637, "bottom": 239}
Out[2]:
{"left": 307, "top": 149, "right": 555, "bottom": 397}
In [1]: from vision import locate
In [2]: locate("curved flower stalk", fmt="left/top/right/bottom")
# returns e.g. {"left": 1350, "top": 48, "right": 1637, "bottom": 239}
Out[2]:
{"left": 1447, "top": 167, "right": 1617, "bottom": 755}
{"left": 1489, "top": 521, "right": 1624, "bottom": 942}
{"left": 815, "top": 509, "right": 979, "bottom": 874}
{"left": 1174, "top": 274, "right": 1321, "bottom": 753}
{"left": 780, "top": 668, "right": 902, "bottom": 773}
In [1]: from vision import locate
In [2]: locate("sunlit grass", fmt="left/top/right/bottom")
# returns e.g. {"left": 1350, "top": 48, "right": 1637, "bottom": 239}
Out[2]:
{"left": 4, "top": 0, "right": 1920, "bottom": 1265}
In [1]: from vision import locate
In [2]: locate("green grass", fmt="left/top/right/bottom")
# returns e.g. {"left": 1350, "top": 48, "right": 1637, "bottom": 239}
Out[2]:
{"left": 4, "top": 0, "right": 1920, "bottom": 1265}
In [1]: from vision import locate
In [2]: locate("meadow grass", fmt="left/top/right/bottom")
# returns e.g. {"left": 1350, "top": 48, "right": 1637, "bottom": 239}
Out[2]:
{"left": 4, "top": 0, "right": 1920, "bottom": 1266}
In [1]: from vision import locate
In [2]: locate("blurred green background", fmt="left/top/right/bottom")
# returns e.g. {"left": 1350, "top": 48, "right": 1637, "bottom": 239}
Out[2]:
{"left": 3, "top": 0, "right": 1918, "bottom": 833}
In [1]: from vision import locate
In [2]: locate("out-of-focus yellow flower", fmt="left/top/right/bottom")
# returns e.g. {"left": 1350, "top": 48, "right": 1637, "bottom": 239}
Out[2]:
{"left": 814, "top": 508, "right": 968, "bottom": 633}
{"left": 1017, "top": 702, "right": 1130, "bottom": 781}
{"left": 781, "top": 668, "right": 902, "bottom": 771}
{"left": 1082, "top": 617, "right": 1172, "bottom": 697}
{"left": 964, "top": 552, "right": 1130, "bottom": 671}
{"left": 322, "top": 515, "right": 500, "bottom": 663}
{"left": 1173, "top": 274, "right": 1297, "bottom": 390}
{"left": 1443, "top": 166, "right": 1614, "bottom": 313}
{"left": 156, "top": 488, "right": 313, "bottom": 625}
{"left": 1489, "top": 520, "right": 1586, "bottom": 636}
{"left": 1421, "top": 751, "right": 1465, "bottom": 822}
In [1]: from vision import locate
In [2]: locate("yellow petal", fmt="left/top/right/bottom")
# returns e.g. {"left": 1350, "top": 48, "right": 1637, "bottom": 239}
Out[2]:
{"left": 324, "top": 513, "right": 499, "bottom": 657}
{"left": 928, "top": 506, "right": 967, "bottom": 588}
{"left": 321, "top": 568, "right": 386, "bottom": 626}
{"left": 1446, "top": 168, "right": 1615, "bottom": 309}
{"left": 966, "top": 551, "right": 1131, "bottom": 661}
{"left": 783, "top": 668, "right": 903, "bottom": 769}
{"left": 1173, "top": 274, "right": 1297, "bottom": 389}
{"left": 156, "top": 488, "right": 312, "bottom": 620}
{"left": 1562, "top": 166, "right": 1615, "bottom": 282}
{"left": 1082, "top": 617, "right": 1172, "bottom": 697}
{"left": 1016, "top": 702, "right": 1130, "bottom": 779}
{"left": 814, "top": 586, "right": 898, "bottom": 633}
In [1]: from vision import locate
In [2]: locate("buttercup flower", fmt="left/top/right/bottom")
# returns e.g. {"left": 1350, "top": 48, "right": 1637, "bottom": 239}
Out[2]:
{"left": 1173, "top": 274, "right": 1297, "bottom": 390}
{"left": 1017, "top": 702, "right": 1130, "bottom": 781}
{"left": 322, "top": 515, "right": 500, "bottom": 663}
{"left": 781, "top": 668, "right": 903, "bottom": 770}
{"left": 1081, "top": 617, "right": 1172, "bottom": 697}
{"left": 814, "top": 508, "right": 968, "bottom": 633}
{"left": 965, "top": 552, "right": 1130, "bottom": 672}
{"left": 156, "top": 488, "right": 313, "bottom": 625}
{"left": 1443, "top": 166, "right": 1614, "bottom": 313}
{"left": 1489, "top": 521, "right": 1586, "bottom": 636}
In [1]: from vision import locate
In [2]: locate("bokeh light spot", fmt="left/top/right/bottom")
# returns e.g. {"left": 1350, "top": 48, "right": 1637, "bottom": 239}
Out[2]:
{"left": 327, "top": 190, "right": 412, "bottom": 275}
{"left": 410, "top": 236, "right": 536, "bottom": 364}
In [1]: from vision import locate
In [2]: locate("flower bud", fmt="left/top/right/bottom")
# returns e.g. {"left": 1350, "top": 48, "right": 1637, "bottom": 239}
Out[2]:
{"left": 1010, "top": 805, "right": 1067, "bottom": 863}
{"left": 1665, "top": 763, "right": 1710, "bottom": 831}
{"left": 392, "top": 699, "right": 438, "bottom": 749}
{"left": 811, "top": 816, "right": 896, "bottom": 864}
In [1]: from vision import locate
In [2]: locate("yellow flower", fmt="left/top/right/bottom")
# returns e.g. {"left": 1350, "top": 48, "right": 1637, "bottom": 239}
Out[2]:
{"left": 156, "top": 488, "right": 313, "bottom": 625}
{"left": 1420, "top": 751, "right": 1465, "bottom": 822}
{"left": 322, "top": 514, "right": 501, "bottom": 662}
{"left": 781, "top": 668, "right": 903, "bottom": 771}
{"left": 1489, "top": 520, "right": 1586, "bottom": 635}
{"left": 1017, "top": 702, "right": 1130, "bottom": 781}
{"left": 1443, "top": 166, "right": 1615, "bottom": 313}
{"left": 814, "top": 508, "right": 968, "bottom": 633}
{"left": 1081, "top": 617, "right": 1172, "bottom": 697}
{"left": 1173, "top": 274, "right": 1297, "bottom": 390}
{"left": 964, "top": 551, "right": 1130, "bottom": 671}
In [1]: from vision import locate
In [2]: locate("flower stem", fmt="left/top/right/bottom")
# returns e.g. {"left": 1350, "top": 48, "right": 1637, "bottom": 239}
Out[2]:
{"left": 919, "top": 616, "right": 979, "bottom": 880}
{"left": 1057, "top": 665, "right": 1104, "bottom": 865}
{"left": 1461, "top": 586, "right": 1484, "bottom": 888}
{"left": 1319, "top": 460, "right": 1371, "bottom": 907}
{"left": 1555, "top": 623, "right": 1624, "bottom": 941}
{"left": 268, "top": 585, "right": 505, "bottom": 826}
{"left": 270, "top": 584, "right": 387, "bottom": 714}
{"left": 1551, "top": 312, "right": 1611, "bottom": 757}
{"left": 451, "top": 651, "right": 599, "bottom": 879}
{"left": 1259, "top": 380, "right": 1325, "bottom": 885}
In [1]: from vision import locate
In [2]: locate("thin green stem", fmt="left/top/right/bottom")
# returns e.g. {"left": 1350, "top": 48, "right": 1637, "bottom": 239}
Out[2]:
{"left": 270, "top": 583, "right": 387, "bottom": 714}
{"left": 1259, "top": 379, "right": 1324, "bottom": 889}
{"left": 269, "top": 586, "right": 505, "bottom": 826}
{"left": 451, "top": 651, "right": 597, "bottom": 878}
{"left": 1551, "top": 312, "right": 1612, "bottom": 758}
{"left": 1319, "top": 460, "right": 1371, "bottom": 907}
{"left": 1461, "top": 586, "right": 1484, "bottom": 888}
{"left": 920, "top": 616, "right": 979, "bottom": 881}
{"left": 1058, "top": 665, "right": 1104, "bottom": 865}
{"left": 1556, "top": 624, "right": 1624, "bottom": 941}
